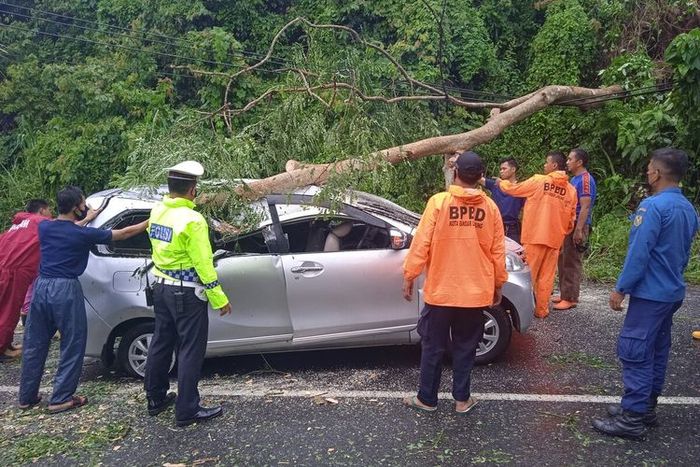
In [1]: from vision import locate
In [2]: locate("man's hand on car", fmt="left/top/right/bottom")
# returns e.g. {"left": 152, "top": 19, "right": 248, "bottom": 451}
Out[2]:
{"left": 218, "top": 303, "right": 232, "bottom": 316}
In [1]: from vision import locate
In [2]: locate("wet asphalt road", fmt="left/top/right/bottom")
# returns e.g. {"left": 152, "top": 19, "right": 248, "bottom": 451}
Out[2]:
{"left": 1, "top": 283, "right": 699, "bottom": 466}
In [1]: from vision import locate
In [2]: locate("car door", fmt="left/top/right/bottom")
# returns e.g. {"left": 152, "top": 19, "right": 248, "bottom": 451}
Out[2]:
{"left": 273, "top": 200, "right": 417, "bottom": 344}
{"left": 88, "top": 207, "right": 293, "bottom": 354}
{"left": 206, "top": 226, "right": 293, "bottom": 354}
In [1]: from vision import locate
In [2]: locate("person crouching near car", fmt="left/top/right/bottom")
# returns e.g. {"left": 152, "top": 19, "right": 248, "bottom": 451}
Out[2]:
{"left": 144, "top": 161, "right": 231, "bottom": 427}
{"left": 402, "top": 151, "right": 507, "bottom": 414}
{"left": 18, "top": 187, "right": 148, "bottom": 413}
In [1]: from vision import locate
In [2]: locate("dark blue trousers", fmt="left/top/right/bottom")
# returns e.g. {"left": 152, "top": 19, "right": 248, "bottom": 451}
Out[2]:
{"left": 417, "top": 303, "right": 485, "bottom": 407}
{"left": 19, "top": 277, "right": 87, "bottom": 406}
{"left": 145, "top": 283, "right": 209, "bottom": 421}
{"left": 504, "top": 222, "right": 521, "bottom": 244}
{"left": 618, "top": 296, "right": 682, "bottom": 413}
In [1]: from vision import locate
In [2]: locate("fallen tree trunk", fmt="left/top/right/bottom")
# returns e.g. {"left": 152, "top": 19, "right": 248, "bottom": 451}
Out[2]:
{"left": 199, "top": 84, "right": 621, "bottom": 206}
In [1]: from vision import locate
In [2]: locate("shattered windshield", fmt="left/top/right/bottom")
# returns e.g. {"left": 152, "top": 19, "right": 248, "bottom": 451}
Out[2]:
{"left": 351, "top": 191, "right": 421, "bottom": 227}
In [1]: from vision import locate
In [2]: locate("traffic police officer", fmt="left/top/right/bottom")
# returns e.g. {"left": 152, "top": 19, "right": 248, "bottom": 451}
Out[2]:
{"left": 144, "top": 161, "right": 232, "bottom": 427}
{"left": 593, "top": 148, "right": 698, "bottom": 439}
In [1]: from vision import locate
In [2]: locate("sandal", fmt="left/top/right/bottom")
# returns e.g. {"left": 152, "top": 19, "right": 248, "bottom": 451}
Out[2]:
{"left": 18, "top": 395, "right": 42, "bottom": 410}
{"left": 403, "top": 395, "right": 437, "bottom": 412}
{"left": 48, "top": 395, "right": 88, "bottom": 414}
{"left": 455, "top": 397, "right": 478, "bottom": 414}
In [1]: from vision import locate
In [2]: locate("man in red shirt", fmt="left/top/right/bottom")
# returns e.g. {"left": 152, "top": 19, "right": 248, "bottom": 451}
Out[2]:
{"left": 0, "top": 200, "right": 52, "bottom": 360}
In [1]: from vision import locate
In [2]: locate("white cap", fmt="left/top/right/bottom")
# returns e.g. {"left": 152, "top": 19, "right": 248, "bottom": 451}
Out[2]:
{"left": 166, "top": 160, "right": 204, "bottom": 178}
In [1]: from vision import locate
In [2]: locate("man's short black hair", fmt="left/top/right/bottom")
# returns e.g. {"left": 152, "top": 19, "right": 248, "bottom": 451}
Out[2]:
{"left": 56, "top": 186, "right": 84, "bottom": 215}
{"left": 547, "top": 151, "right": 566, "bottom": 170}
{"left": 25, "top": 199, "right": 49, "bottom": 214}
{"left": 570, "top": 147, "right": 589, "bottom": 167}
{"left": 650, "top": 147, "right": 689, "bottom": 183}
{"left": 499, "top": 157, "right": 519, "bottom": 171}
{"left": 167, "top": 176, "right": 197, "bottom": 195}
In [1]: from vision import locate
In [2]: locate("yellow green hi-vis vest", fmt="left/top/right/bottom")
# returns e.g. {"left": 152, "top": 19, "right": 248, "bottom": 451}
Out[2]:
{"left": 148, "top": 195, "right": 229, "bottom": 309}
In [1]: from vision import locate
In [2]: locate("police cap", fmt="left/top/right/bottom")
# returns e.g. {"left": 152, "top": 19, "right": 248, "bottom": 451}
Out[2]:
{"left": 167, "top": 160, "right": 204, "bottom": 181}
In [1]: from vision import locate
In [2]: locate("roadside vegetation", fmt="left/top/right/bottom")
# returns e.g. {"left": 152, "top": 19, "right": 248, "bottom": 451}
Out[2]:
{"left": 0, "top": 1, "right": 699, "bottom": 281}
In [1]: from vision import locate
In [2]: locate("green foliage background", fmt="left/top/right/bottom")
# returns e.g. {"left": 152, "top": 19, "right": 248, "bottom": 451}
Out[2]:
{"left": 1, "top": 0, "right": 699, "bottom": 282}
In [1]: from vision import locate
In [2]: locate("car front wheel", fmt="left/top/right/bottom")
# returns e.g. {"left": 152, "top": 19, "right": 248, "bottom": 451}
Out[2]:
{"left": 474, "top": 307, "right": 512, "bottom": 365}
{"left": 117, "top": 322, "right": 175, "bottom": 378}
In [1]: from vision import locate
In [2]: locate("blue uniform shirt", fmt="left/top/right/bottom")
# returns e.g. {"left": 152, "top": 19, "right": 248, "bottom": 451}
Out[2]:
{"left": 571, "top": 171, "right": 597, "bottom": 225}
{"left": 39, "top": 220, "right": 113, "bottom": 279}
{"left": 485, "top": 178, "right": 525, "bottom": 224}
{"left": 616, "top": 187, "right": 699, "bottom": 302}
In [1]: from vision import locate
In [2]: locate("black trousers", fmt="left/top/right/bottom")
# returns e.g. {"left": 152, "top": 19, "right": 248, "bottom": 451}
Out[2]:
{"left": 144, "top": 283, "right": 208, "bottom": 420}
{"left": 417, "top": 303, "right": 486, "bottom": 407}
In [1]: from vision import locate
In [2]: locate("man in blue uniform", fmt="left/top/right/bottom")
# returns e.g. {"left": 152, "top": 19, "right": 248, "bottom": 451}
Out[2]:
{"left": 553, "top": 148, "right": 597, "bottom": 310}
{"left": 145, "top": 161, "right": 232, "bottom": 427}
{"left": 483, "top": 157, "right": 525, "bottom": 243}
{"left": 593, "top": 148, "right": 699, "bottom": 439}
{"left": 19, "top": 187, "right": 147, "bottom": 413}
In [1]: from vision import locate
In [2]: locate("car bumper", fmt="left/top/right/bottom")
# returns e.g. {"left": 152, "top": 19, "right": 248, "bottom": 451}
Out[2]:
{"left": 503, "top": 267, "right": 534, "bottom": 332}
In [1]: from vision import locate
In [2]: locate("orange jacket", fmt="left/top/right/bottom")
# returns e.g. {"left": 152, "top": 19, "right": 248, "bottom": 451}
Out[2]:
{"left": 404, "top": 185, "right": 508, "bottom": 308}
{"left": 499, "top": 171, "right": 577, "bottom": 249}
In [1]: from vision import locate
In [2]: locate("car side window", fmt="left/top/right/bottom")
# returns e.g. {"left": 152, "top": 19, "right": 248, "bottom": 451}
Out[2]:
{"left": 215, "top": 229, "right": 271, "bottom": 254}
{"left": 281, "top": 217, "right": 391, "bottom": 253}
{"left": 106, "top": 212, "right": 152, "bottom": 257}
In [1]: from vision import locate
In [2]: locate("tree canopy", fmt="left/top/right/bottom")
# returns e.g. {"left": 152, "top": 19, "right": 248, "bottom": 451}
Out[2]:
{"left": 1, "top": 0, "right": 699, "bottom": 280}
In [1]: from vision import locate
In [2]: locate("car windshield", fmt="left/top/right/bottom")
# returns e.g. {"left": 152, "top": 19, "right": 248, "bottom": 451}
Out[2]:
{"left": 350, "top": 191, "right": 421, "bottom": 227}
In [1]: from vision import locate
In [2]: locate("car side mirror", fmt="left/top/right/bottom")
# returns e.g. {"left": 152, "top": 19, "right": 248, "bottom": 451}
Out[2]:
{"left": 390, "top": 229, "right": 411, "bottom": 250}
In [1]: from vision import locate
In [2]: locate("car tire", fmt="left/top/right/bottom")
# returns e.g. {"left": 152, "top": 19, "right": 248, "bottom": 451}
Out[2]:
{"left": 475, "top": 307, "right": 512, "bottom": 365}
{"left": 117, "top": 322, "right": 175, "bottom": 379}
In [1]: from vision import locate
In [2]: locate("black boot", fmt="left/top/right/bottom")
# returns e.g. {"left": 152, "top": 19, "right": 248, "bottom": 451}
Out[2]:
{"left": 607, "top": 395, "right": 659, "bottom": 426}
{"left": 593, "top": 410, "right": 646, "bottom": 439}
{"left": 147, "top": 392, "right": 177, "bottom": 416}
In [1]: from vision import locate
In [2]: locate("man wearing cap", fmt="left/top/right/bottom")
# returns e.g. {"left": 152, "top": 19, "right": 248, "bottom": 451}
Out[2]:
{"left": 402, "top": 151, "right": 507, "bottom": 413}
{"left": 496, "top": 151, "right": 577, "bottom": 319}
{"left": 145, "top": 161, "right": 232, "bottom": 427}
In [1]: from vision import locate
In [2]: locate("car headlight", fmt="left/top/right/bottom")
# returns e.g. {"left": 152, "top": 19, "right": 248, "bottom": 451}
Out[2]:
{"left": 505, "top": 251, "right": 525, "bottom": 272}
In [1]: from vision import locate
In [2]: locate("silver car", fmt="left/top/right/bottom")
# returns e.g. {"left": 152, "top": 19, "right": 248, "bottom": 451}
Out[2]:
{"left": 82, "top": 185, "right": 534, "bottom": 378}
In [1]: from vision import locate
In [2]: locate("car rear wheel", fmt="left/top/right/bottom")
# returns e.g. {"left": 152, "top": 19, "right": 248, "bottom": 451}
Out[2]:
{"left": 117, "top": 322, "right": 175, "bottom": 379}
{"left": 475, "top": 307, "right": 512, "bottom": 365}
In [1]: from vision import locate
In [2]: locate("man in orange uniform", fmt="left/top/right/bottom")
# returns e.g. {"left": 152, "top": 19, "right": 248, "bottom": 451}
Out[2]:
{"left": 497, "top": 151, "right": 576, "bottom": 319}
{"left": 402, "top": 151, "right": 507, "bottom": 413}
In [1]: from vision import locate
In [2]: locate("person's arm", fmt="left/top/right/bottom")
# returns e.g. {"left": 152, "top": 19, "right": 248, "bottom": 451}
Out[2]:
{"left": 484, "top": 178, "right": 496, "bottom": 191}
{"left": 498, "top": 175, "right": 541, "bottom": 198}
{"left": 490, "top": 205, "right": 507, "bottom": 306}
{"left": 75, "top": 208, "right": 102, "bottom": 227}
{"left": 403, "top": 195, "right": 441, "bottom": 301}
{"left": 111, "top": 220, "right": 149, "bottom": 241}
{"left": 186, "top": 219, "right": 231, "bottom": 314}
{"left": 573, "top": 197, "right": 591, "bottom": 244}
{"left": 615, "top": 204, "right": 661, "bottom": 297}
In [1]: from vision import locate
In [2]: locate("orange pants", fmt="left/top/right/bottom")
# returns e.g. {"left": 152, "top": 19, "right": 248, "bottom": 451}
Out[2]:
{"left": 523, "top": 243, "right": 559, "bottom": 318}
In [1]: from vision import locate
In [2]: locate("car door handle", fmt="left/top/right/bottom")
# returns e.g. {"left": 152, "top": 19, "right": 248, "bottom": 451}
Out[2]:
{"left": 291, "top": 266, "right": 324, "bottom": 273}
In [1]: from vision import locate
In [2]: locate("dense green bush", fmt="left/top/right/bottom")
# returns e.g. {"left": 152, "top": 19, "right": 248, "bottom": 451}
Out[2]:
{"left": 0, "top": 1, "right": 698, "bottom": 283}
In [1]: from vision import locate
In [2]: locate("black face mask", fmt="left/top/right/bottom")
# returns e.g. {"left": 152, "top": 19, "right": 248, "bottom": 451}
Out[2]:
{"left": 75, "top": 206, "right": 88, "bottom": 221}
